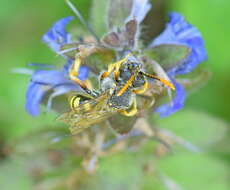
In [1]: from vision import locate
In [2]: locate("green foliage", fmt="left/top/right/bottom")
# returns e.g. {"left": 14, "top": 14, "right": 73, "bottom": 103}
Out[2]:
{"left": 90, "top": 0, "right": 108, "bottom": 36}
{"left": 155, "top": 109, "right": 228, "bottom": 149}
{"left": 159, "top": 154, "right": 229, "bottom": 190}
{"left": 145, "top": 44, "right": 191, "bottom": 70}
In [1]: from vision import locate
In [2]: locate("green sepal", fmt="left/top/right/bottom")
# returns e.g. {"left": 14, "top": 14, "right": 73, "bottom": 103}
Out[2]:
{"left": 144, "top": 44, "right": 191, "bottom": 71}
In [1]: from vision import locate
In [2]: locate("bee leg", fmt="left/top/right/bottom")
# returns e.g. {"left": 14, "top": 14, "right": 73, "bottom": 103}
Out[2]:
{"left": 70, "top": 73, "right": 97, "bottom": 97}
{"left": 100, "top": 63, "right": 116, "bottom": 81}
{"left": 133, "top": 80, "right": 148, "bottom": 94}
{"left": 117, "top": 74, "right": 135, "bottom": 96}
{"left": 118, "top": 98, "right": 137, "bottom": 117}
{"left": 69, "top": 56, "right": 83, "bottom": 84}
{"left": 69, "top": 57, "right": 98, "bottom": 97}
{"left": 100, "top": 53, "right": 131, "bottom": 81}
{"left": 114, "top": 71, "right": 120, "bottom": 82}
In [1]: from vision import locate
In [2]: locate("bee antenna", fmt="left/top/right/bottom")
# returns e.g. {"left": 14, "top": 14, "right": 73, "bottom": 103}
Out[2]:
{"left": 141, "top": 71, "right": 175, "bottom": 90}
{"left": 65, "top": 0, "right": 100, "bottom": 42}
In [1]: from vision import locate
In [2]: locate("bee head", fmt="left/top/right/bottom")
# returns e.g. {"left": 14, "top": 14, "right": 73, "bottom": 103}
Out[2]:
{"left": 121, "top": 55, "right": 142, "bottom": 73}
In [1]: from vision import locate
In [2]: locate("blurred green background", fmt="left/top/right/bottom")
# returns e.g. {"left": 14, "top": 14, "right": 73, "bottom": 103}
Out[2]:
{"left": 0, "top": 0, "right": 229, "bottom": 189}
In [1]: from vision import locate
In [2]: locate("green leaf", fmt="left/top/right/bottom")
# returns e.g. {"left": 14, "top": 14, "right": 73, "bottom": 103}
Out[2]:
{"left": 0, "top": 159, "right": 32, "bottom": 190}
{"left": 97, "top": 153, "right": 142, "bottom": 190}
{"left": 90, "top": 0, "right": 108, "bottom": 36}
{"left": 159, "top": 153, "right": 230, "bottom": 190}
{"left": 153, "top": 109, "right": 228, "bottom": 149}
{"left": 12, "top": 127, "right": 70, "bottom": 155}
{"left": 145, "top": 44, "right": 191, "bottom": 71}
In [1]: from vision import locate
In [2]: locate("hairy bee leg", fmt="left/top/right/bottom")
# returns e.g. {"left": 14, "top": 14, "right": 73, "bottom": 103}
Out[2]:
{"left": 133, "top": 80, "right": 148, "bottom": 94}
{"left": 69, "top": 57, "right": 98, "bottom": 97}
{"left": 70, "top": 74, "right": 98, "bottom": 97}
{"left": 118, "top": 98, "right": 137, "bottom": 117}
{"left": 100, "top": 64, "right": 116, "bottom": 80}
{"left": 113, "top": 53, "right": 131, "bottom": 72}
{"left": 100, "top": 53, "right": 131, "bottom": 81}
{"left": 69, "top": 44, "right": 101, "bottom": 85}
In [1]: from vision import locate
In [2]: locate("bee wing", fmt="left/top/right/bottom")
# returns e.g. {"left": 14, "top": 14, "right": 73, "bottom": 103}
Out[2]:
{"left": 69, "top": 109, "right": 115, "bottom": 135}
{"left": 58, "top": 92, "right": 116, "bottom": 135}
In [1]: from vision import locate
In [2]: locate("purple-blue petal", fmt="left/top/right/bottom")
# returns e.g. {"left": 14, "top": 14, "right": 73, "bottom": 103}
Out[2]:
{"left": 31, "top": 66, "right": 89, "bottom": 86}
{"left": 126, "top": 0, "right": 151, "bottom": 23}
{"left": 149, "top": 12, "right": 207, "bottom": 76}
{"left": 25, "top": 82, "right": 50, "bottom": 116}
{"left": 42, "top": 16, "right": 73, "bottom": 52}
{"left": 31, "top": 70, "right": 70, "bottom": 85}
{"left": 155, "top": 80, "right": 185, "bottom": 117}
{"left": 78, "top": 66, "right": 89, "bottom": 80}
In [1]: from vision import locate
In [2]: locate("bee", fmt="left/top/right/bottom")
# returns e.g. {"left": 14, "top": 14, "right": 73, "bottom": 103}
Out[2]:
{"left": 58, "top": 52, "right": 175, "bottom": 135}
{"left": 58, "top": 74, "right": 137, "bottom": 135}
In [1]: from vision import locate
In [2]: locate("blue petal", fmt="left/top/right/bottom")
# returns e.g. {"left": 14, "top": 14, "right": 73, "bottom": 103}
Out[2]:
{"left": 126, "top": 0, "right": 152, "bottom": 23}
{"left": 25, "top": 82, "right": 50, "bottom": 116}
{"left": 42, "top": 16, "right": 73, "bottom": 52}
{"left": 31, "top": 66, "right": 89, "bottom": 86}
{"left": 78, "top": 66, "right": 89, "bottom": 80}
{"left": 31, "top": 70, "right": 70, "bottom": 85}
{"left": 155, "top": 80, "right": 185, "bottom": 117}
{"left": 149, "top": 12, "right": 207, "bottom": 76}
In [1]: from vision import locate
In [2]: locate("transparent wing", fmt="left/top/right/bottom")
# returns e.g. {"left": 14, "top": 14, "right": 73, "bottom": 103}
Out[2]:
{"left": 57, "top": 93, "right": 116, "bottom": 135}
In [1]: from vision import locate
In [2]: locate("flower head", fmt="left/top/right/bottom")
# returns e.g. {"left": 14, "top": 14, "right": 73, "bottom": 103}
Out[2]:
{"left": 25, "top": 3, "right": 207, "bottom": 119}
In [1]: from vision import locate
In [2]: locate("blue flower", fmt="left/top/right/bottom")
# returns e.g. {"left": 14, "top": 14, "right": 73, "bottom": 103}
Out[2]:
{"left": 26, "top": 17, "right": 90, "bottom": 116}
{"left": 150, "top": 12, "right": 207, "bottom": 117}
{"left": 42, "top": 16, "right": 73, "bottom": 52}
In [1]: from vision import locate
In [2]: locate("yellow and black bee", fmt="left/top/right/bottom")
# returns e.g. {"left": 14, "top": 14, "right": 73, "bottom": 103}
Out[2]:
{"left": 58, "top": 86, "right": 137, "bottom": 135}
{"left": 58, "top": 52, "right": 174, "bottom": 135}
